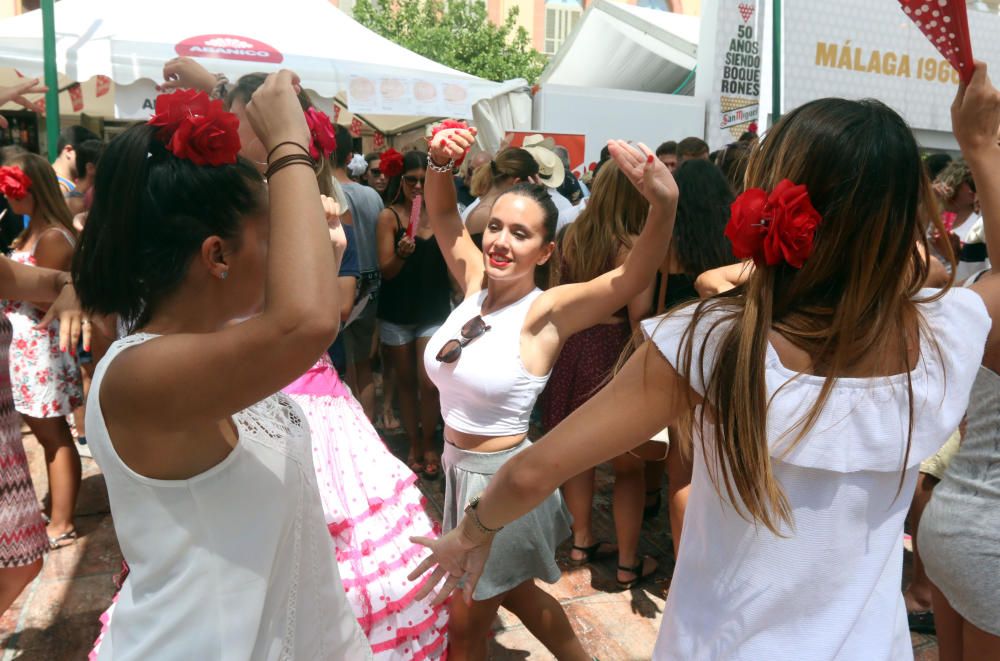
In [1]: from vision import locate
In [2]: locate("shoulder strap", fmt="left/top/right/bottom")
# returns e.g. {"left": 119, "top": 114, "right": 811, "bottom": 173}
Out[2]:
{"left": 388, "top": 207, "right": 404, "bottom": 232}
{"left": 30, "top": 226, "right": 76, "bottom": 257}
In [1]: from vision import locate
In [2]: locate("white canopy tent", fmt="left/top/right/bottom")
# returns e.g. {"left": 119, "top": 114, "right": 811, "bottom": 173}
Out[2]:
{"left": 0, "top": 0, "right": 530, "bottom": 136}
{"left": 539, "top": 0, "right": 699, "bottom": 95}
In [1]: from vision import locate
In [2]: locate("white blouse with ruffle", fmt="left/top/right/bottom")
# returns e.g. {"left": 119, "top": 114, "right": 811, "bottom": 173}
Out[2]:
{"left": 643, "top": 287, "right": 989, "bottom": 661}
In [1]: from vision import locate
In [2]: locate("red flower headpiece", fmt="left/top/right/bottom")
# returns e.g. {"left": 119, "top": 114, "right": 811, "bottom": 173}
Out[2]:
{"left": 431, "top": 119, "right": 471, "bottom": 166}
{"left": 0, "top": 166, "right": 31, "bottom": 201}
{"left": 147, "top": 89, "right": 241, "bottom": 166}
{"left": 725, "top": 180, "right": 822, "bottom": 269}
{"left": 379, "top": 148, "right": 404, "bottom": 178}
{"left": 305, "top": 108, "right": 337, "bottom": 161}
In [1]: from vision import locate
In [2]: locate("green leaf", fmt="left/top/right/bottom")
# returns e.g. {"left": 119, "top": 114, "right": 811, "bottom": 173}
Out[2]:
{"left": 353, "top": 0, "right": 547, "bottom": 83}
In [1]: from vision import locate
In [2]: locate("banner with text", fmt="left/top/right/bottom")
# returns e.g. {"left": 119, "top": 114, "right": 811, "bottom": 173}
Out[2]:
{"left": 783, "top": 1, "right": 1000, "bottom": 133}
{"left": 706, "top": 0, "right": 766, "bottom": 148}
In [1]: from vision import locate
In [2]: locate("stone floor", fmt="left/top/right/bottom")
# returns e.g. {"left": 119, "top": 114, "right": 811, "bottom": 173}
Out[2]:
{"left": 1, "top": 418, "right": 941, "bottom": 660}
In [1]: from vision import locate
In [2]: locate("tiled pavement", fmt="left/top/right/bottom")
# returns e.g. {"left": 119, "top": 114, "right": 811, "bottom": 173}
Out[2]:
{"left": 2, "top": 422, "right": 941, "bottom": 660}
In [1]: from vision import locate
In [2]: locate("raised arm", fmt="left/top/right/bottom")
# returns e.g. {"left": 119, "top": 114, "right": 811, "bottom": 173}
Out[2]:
{"left": 426, "top": 128, "right": 486, "bottom": 296}
{"left": 408, "top": 341, "right": 693, "bottom": 603}
{"left": 529, "top": 142, "right": 678, "bottom": 342}
{"left": 98, "top": 71, "right": 340, "bottom": 430}
{"left": 959, "top": 64, "right": 1000, "bottom": 363}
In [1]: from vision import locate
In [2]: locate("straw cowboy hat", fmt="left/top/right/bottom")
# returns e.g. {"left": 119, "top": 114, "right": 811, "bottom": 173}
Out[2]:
{"left": 521, "top": 134, "right": 566, "bottom": 189}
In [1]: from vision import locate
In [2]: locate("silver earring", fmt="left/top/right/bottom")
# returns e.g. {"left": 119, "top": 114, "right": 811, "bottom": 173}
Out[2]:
{"left": 220, "top": 271, "right": 229, "bottom": 280}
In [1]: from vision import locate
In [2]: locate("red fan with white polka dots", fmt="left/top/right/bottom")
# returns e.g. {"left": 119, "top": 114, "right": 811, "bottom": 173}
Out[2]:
{"left": 899, "top": 0, "right": 974, "bottom": 83}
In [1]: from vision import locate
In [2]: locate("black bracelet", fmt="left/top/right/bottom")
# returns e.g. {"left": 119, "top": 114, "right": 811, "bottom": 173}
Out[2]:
{"left": 264, "top": 154, "right": 315, "bottom": 180}
{"left": 266, "top": 141, "right": 311, "bottom": 164}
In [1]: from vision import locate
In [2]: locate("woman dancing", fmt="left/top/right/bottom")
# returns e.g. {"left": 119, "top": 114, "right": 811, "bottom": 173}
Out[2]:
{"left": 421, "top": 128, "right": 676, "bottom": 659}
{"left": 74, "top": 72, "right": 371, "bottom": 658}
{"left": 411, "top": 65, "right": 1000, "bottom": 661}
{"left": 1, "top": 153, "right": 83, "bottom": 549}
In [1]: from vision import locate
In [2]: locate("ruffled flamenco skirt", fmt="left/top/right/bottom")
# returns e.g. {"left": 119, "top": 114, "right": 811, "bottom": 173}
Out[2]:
{"left": 90, "top": 358, "right": 447, "bottom": 660}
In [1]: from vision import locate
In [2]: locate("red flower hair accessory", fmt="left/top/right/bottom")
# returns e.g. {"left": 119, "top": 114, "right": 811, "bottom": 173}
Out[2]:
{"left": 725, "top": 179, "right": 822, "bottom": 269}
{"left": 431, "top": 119, "right": 471, "bottom": 166}
{"left": 305, "top": 107, "right": 337, "bottom": 160}
{"left": 379, "top": 148, "right": 405, "bottom": 178}
{"left": 147, "top": 89, "right": 241, "bottom": 166}
{"left": 0, "top": 166, "right": 31, "bottom": 200}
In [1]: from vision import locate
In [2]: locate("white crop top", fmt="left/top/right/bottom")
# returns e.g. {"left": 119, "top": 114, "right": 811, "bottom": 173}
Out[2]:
{"left": 424, "top": 288, "right": 549, "bottom": 436}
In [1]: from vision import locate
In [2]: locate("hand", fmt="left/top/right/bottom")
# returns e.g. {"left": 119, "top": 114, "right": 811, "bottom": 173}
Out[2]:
{"left": 160, "top": 57, "right": 217, "bottom": 94}
{"left": 952, "top": 61, "right": 1000, "bottom": 157}
{"left": 396, "top": 236, "right": 416, "bottom": 258}
{"left": 244, "top": 70, "right": 310, "bottom": 154}
{"left": 429, "top": 128, "right": 476, "bottom": 167}
{"left": 694, "top": 262, "right": 753, "bottom": 298}
{"left": 321, "top": 195, "right": 347, "bottom": 255}
{"left": 36, "top": 283, "right": 90, "bottom": 354}
{"left": 407, "top": 520, "right": 495, "bottom": 606}
{"left": 608, "top": 140, "right": 678, "bottom": 212}
{"left": 0, "top": 79, "right": 47, "bottom": 129}
{"left": 932, "top": 180, "right": 954, "bottom": 201}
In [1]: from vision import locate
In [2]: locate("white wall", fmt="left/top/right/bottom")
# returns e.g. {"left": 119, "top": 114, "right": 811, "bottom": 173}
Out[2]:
{"left": 532, "top": 83, "right": 706, "bottom": 167}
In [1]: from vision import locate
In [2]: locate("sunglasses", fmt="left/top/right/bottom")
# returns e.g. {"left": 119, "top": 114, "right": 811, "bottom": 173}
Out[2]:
{"left": 369, "top": 168, "right": 382, "bottom": 177}
{"left": 403, "top": 175, "right": 425, "bottom": 186}
{"left": 435, "top": 315, "right": 491, "bottom": 363}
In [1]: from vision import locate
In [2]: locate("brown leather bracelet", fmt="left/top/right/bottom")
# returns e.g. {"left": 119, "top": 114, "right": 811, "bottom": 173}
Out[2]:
{"left": 265, "top": 154, "right": 316, "bottom": 180}
{"left": 266, "top": 141, "right": 311, "bottom": 164}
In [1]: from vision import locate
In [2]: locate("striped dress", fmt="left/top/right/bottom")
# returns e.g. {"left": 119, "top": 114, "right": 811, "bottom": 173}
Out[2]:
{"left": 0, "top": 314, "right": 48, "bottom": 568}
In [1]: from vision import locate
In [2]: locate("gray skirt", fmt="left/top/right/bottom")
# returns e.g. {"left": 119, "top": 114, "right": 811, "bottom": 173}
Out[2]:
{"left": 442, "top": 439, "right": 572, "bottom": 601}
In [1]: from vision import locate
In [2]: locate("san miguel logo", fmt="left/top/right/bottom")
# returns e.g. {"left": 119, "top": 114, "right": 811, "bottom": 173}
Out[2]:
{"left": 175, "top": 35, "right": 283, "bottom": 63}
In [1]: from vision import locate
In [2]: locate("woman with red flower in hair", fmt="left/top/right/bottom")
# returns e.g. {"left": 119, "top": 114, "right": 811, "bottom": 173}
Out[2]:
{"left": 375, "top": 149, "right": 451, "bottom": 479}
{"left": 0, "top": 153, "right": 83, "bottom": 551}
{"left": 72, "top": 71, "right": 372, "bottom": 659}
{"left": 410, "top": 69, "right": 1000, "bottom": 659}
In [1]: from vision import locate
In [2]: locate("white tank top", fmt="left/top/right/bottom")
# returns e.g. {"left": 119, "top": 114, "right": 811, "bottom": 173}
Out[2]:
{"left": 424, "top": 288, "right": 549, "bottom": 436}
{"left": 88, "top": 333, "right": 372, "bottom": 661}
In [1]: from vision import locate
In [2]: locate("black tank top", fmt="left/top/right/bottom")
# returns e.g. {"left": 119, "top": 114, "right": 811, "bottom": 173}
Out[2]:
{"left": 376, "top": 208, "right": 452, "bottom": 326}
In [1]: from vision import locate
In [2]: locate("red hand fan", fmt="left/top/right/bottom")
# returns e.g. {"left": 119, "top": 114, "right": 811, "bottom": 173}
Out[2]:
{"left": 899, "top": 0, "right": 975, "bottom": 83}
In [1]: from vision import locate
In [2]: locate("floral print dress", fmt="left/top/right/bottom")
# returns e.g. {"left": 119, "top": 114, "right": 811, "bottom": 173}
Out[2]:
{"left": 1, "top": 228, "right": 83, "bottom": 418}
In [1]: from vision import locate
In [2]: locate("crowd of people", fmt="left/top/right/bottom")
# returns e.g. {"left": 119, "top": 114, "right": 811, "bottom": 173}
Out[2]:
{"left": 0, "top": 53, "right": 997, "bottom": 661}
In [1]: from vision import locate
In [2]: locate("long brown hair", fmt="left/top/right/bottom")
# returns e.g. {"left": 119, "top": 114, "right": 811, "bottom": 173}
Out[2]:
{"left": 673, "top": 98, "right": 951, "bottom": 534}
{"left": 559, "top": 161, "right": 648, "bottom": 284}
{"left": 10, "top": 153, "right": 77, "bottom": 250}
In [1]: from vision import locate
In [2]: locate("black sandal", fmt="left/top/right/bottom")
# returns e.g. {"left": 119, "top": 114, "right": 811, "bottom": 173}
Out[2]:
{"left": 569, "top": 541, "right": 617, "bottom": 567}
{"left": 907, "top": 609, "right": 935, "bottom": 634}
{"left": 617, "top": 556, "right": 657, "bottom": 590}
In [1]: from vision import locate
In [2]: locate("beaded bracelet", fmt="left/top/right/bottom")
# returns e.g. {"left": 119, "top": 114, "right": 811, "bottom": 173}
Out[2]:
{"left": 265, "top": 154, "right": 316, "bottom": 180}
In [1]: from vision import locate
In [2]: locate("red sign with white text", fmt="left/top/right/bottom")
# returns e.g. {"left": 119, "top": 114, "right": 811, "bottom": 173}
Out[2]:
{"left": 175, "top": 34, "right": 283, "bottom": 64}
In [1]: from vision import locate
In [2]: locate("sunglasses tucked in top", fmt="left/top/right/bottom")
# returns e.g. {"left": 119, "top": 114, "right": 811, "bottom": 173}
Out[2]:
{"left": 436, "top": 315, "right": 490, "bottom": 363}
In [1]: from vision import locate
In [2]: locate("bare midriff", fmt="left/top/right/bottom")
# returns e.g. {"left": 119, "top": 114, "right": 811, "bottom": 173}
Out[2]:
{"left": 446, "top": 426, "right": 529, "bottom": 453}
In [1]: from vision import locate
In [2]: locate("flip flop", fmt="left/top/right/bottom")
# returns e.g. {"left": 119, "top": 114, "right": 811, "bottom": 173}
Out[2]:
{"left": 617, "top": 556, "right": 658, "bottom": 590}
{"left": 406, "top": 455, "right": 425, "bottom": 475}
{"left": 49, "top": 529, "right": 78, "bottom": 550}
{"left": 422, "top": 453, "right": 441, "bottom": 480}
{"left": 569, "top": 541, "right": 617, "bottom": 566}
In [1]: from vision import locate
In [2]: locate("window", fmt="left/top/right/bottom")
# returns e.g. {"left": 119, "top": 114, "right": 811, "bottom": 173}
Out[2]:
{"left": 543, "top": 0, "right": 582, "bottom": 55}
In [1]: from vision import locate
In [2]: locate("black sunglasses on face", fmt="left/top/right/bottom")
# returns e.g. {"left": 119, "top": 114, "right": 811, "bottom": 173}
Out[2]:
{"left": 369, "top": 168, "right": 382, "bottom": 177}
{"left": 403, "top": 175, "right": 425, "bottom": 185}
{"left": 435, "top": 315, "right": 491, "bottom": 363}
